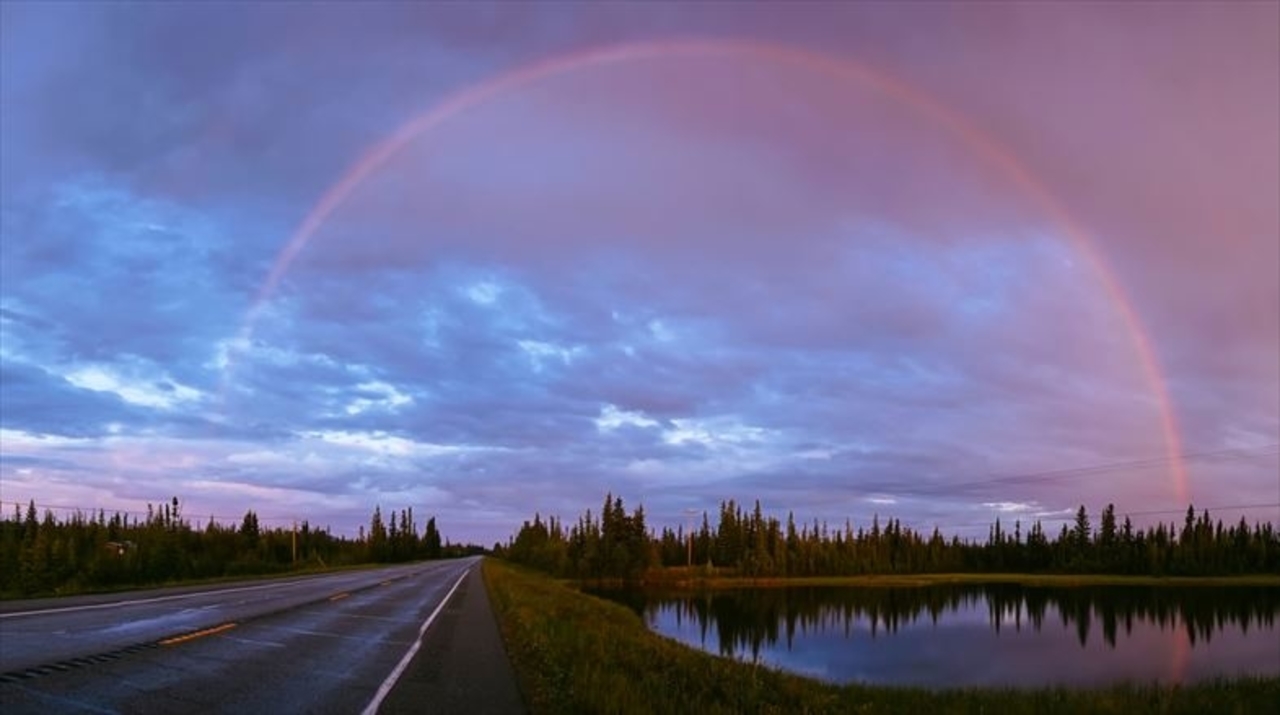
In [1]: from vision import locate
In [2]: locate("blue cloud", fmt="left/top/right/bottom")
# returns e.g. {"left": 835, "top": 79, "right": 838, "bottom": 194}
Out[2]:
{"left": 1, "top": 2, "right": 1275, "bottom": 543}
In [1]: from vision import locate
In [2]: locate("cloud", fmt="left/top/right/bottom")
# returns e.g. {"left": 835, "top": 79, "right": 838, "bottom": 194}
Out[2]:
{"left": 1, "top": 3, "right": 1275, "bottom": 544}
{"left": 63, "top": 364, "right": 204, "bottom": 410}
{"left": 0, "top": 362, "right": 145, "bottom": 438}
{"left": 596, "top": 404, "right": 660, "bottom": 432}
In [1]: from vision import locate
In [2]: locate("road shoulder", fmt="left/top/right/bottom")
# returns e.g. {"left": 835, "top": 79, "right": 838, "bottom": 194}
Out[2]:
{"left": 378, "top": 561, "right": 526, "bottom": 714}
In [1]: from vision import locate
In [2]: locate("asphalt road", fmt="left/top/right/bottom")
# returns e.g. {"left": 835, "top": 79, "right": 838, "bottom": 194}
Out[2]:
{"left": 0, "top": 557, "right": 525, "bottom": 714}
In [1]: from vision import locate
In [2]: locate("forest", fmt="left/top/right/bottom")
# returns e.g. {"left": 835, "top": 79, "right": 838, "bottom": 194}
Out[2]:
{"left": 0, "top": 498, "right": 480, "bottom": 597}
{"left": 5, "top": 492, "right": 1277, "bottom": 598}
{"left": 498, "top": 493, "right": 1280, "bottom": 580}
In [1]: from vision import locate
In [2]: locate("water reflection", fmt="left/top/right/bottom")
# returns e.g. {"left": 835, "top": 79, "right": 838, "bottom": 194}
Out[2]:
{"left": 594, "top": 585, "right": 1280, "bottom": 687}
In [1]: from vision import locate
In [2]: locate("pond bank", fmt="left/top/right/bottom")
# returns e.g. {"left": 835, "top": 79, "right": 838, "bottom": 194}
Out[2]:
{"left": 483, "top": 558, "right": 1280, "bottom": 714}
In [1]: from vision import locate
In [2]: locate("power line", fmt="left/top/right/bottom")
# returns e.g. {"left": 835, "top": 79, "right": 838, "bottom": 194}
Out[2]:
{"left": 949, "top": 444, "right": 1277, "bottom": 489}
{"left": 790, "top": 502, "right": 1280, "bottom": 537}
{"left": 0, "top": 500, "right": 301, "bottom": 526}
{"left": 6, "top": 446, "right": 1276, "bottom": 530}
{"left": 652, "top": 446, "right": 1280, "bottom": 528}
{"left": 660, "top": 444, "right": 1280, "bottom": 517}
{"left": 655, "top": 502, "right": 1280, "bottom": 538}
{"left": 942, "top": 502, "right": 1280, "bottom": 529}
{"left": 1121, "top": 502, "right": 1280, "bottom": 518}
{"left": 889, "top": 444, "right": 1279, "bottom": 497}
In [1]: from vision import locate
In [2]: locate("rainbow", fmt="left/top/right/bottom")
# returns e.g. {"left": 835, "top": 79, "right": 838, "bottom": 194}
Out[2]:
{"left": 235, "top": 38, "right": 1189, "bottom": 503}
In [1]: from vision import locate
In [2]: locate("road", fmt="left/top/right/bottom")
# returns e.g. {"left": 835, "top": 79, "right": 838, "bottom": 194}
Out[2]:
{"left": 0, "top": 557, "right": 525, "bottom": 714}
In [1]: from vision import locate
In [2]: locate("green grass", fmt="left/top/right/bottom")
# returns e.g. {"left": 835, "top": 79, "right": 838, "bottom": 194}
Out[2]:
{"left": 482, "top": 558, "right": 1280, "bottom": 714}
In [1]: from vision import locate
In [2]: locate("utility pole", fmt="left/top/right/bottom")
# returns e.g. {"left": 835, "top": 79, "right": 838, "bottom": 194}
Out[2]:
{"left": 683, "top": 508, "right": 699, "bottom": 569}
{"left": 292, "top": 519, "right": 297, "bottom": 565}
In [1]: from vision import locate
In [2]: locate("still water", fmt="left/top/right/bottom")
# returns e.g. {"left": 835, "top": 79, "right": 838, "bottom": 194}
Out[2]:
{"left": 595, "top": 585, "right": 1280, "bottom": 687}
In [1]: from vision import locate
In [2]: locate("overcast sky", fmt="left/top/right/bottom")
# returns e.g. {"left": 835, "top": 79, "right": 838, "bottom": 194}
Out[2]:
{"left": 2, "top": 2, "right": 1276, "bottom": 544}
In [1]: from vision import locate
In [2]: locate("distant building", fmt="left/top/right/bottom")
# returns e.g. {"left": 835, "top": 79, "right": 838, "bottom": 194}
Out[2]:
{"left": 105, "top": 540, "right": 136, "bottom": 556}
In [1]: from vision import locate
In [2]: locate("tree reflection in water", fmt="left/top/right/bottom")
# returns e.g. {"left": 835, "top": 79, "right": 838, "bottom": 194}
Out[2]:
{"left": 594, "top": 585, "right": 1280, "bottom": 662}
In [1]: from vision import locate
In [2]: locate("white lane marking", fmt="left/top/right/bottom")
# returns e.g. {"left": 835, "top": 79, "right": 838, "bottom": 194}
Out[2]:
{"left": 361, "top": 567, "right": 470, "bottom": 715}
{"left": 0, "top": 568, "right": 419, "bottom": 619}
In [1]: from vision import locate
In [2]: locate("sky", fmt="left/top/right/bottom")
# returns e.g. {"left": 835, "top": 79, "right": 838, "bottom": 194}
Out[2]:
{"left": 1, "top": 2, "right": 1277, "bottom": 545}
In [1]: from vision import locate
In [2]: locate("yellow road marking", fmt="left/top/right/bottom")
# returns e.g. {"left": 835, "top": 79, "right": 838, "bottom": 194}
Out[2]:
{"left": 159, "top": 622, "right": 237, "bottom": 646}
{"left": 380, "top": 581, "right": 391, "bottom": 586}
{"left": 329, "top": 592, "right": 349, "bottom": 602}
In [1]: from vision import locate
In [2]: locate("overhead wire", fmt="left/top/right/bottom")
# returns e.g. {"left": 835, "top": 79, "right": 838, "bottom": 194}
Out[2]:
{"left": 6, "top": 446, "right": 1277, "bottom": 533}
{"left": 882, "top": 444, "right": 1279, "bottom": 497}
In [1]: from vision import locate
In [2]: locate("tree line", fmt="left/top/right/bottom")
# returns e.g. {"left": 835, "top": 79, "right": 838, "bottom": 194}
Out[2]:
{"left": 498, "top": 493, "right": 1280, "bottom": 579}
{"left": 0, "top": 498, "right": 479, "bottom": 597}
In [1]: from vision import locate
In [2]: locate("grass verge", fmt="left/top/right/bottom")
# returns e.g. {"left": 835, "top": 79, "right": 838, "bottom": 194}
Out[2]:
{"left": 482, "top": 558, "right": 1280, "bottom": 714}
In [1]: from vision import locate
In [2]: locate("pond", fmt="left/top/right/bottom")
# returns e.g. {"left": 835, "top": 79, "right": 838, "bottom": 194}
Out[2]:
{"left": 591, "top": 584, "right": 1280, "bottom": 687}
